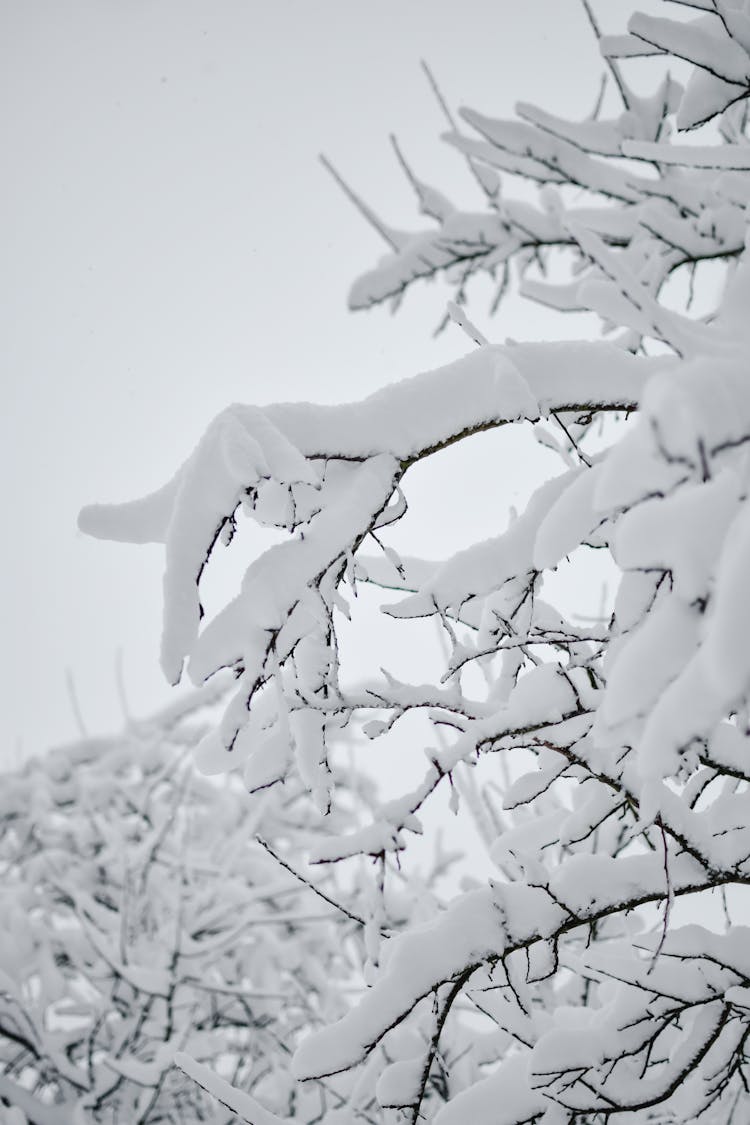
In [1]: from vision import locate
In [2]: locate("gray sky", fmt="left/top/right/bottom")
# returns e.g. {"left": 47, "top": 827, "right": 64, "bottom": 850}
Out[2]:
{"left": 2, "top": 1, "right": 649, "bottom": 757}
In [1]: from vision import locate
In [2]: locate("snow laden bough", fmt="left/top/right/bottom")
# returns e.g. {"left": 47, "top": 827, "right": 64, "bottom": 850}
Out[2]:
{"left": 0, "top": 688, "right": 363, "bottom": 1125}
{"left": 79, "top": 343, "right": 644, "bottom": 810}
{"left": 80, "top": 5, "right": 750, "bottom": 1125}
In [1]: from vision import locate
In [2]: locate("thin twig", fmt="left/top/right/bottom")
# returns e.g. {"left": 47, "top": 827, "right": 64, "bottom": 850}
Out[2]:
{"left": 421, "top": 59, "right": 497, "bottom": 201}
{"left": 552, "top": 411, "right": 592, "bottom": 467}
{"left": 65, "top": 668, "right": 89, "bottom": 738}
{"left": 256, "top": 836, "right": 370, "bottom": 929}
{"left": 447, "top": 300, "right": 489, "bottom": 347}
{"left": 579, "top": 0, "right": 631, "bottom": 109}
{"left": 649, "top": 824, "right": 673, "bottom": 972}
{"left": 319, "top": 154, "right": 400, "bottom": 250}
{"left": 420, "top": 59, "right": 458, "bottom": 131}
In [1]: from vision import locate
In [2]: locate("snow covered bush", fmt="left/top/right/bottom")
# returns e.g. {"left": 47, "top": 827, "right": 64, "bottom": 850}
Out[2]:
{"left": 79, "top": 3, "right": 750, "bottom": 1123}
{"left": 0, "top": 688, "right": 364, "bottom": 1123}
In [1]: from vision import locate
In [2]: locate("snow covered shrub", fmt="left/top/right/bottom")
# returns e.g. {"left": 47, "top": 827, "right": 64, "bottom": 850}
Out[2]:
{"left": 0, "top": 688, "right": 362, "bottom": 1123}
{"left": 0, "top": 1106, "right": 26, "bottom": 1125}
{"left": 79, "top": 3, "right": 750, "bottom": 1123}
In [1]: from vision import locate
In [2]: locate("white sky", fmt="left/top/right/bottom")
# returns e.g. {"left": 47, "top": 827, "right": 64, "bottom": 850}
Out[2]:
{"left": 2, "top": 0, "right": 656, "bottom": 758}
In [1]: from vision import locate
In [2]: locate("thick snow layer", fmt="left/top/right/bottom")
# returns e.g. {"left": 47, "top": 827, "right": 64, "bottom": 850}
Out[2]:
{"left": 189, "top": 454, "right": 399, "bottom": 688}
{"left": 533, "top": 464, "right": 599, "bottom": 570}
{"left": 174, "top": 1054, "right": 285, "bottom": 1125}
{"left": 294, "top": 885, "right": 565, "bottom": 1080}
{"left": 628, "top": 12, "right": 750, "bottom": 86}
{"left": 77, "top": 472, "right": 179, "bottom": 544}
{"left": 375, "top": 1056, "right": 424, "bottom": 1109}
{"left": 600, "top": 596, "right": 700, "bottom": 729}
{"left": 294, "top": 889, "right": 502, "bottom": 1079}
{"left": 387, "top": 471, "right": 578, "bottom": 619}
{"left": 614, "top": 471, "right": 739, "bottom": 602}
{"left": 432, "top": 1056, "right": 544, "bottom": 1125}
{"left": 702, "top": 496, "right": 750, "bottom": 701}
{"left": 80, "top": 345, "right": 650, "bottom": 550}
{"left": 290, "top": 708, "right": 330, "bottom": 814}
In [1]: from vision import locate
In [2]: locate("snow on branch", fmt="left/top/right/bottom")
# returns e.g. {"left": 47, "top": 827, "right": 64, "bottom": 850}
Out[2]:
{"left": 0, "top": 692, "right": 379, "bottom": 1124}
{"left": 339, "top": 5, "right": 750, "bottom": 336}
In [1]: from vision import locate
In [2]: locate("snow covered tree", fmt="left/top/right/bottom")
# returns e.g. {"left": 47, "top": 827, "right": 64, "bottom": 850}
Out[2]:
{"left": 79, "top": 3, "right": 750, "bottom": 1123}
{"left": 0, "top": 686, "right": 372, "bottom": 1123}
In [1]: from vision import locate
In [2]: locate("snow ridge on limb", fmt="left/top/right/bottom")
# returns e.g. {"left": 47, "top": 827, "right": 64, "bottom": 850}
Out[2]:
{"left": 293, "top": 851, "right": 716, "bottom": 1081}
{"left": 79, "top": 341, "right": 648, "bottom": 769}
{"left": 175, "top": 1055, "right": 286, "bottom": 1125}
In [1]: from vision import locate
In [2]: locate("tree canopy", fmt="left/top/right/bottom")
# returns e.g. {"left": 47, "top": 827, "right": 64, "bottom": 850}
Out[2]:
{"left": 74, "top": 3, "right": 750, "bottom": 1123}
{"left": 0, "top": 687, "right": 367, "bottom": 1123}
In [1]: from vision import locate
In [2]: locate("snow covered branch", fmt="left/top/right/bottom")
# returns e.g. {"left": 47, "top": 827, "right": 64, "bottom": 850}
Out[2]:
{"left": 75, "top": 4, "right": 750, "bottom": 1122}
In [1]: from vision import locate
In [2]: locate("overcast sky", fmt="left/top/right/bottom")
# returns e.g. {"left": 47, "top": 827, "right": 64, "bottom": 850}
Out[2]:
{"left": 2, "top": 1, "right": 658, "bottom": 758}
